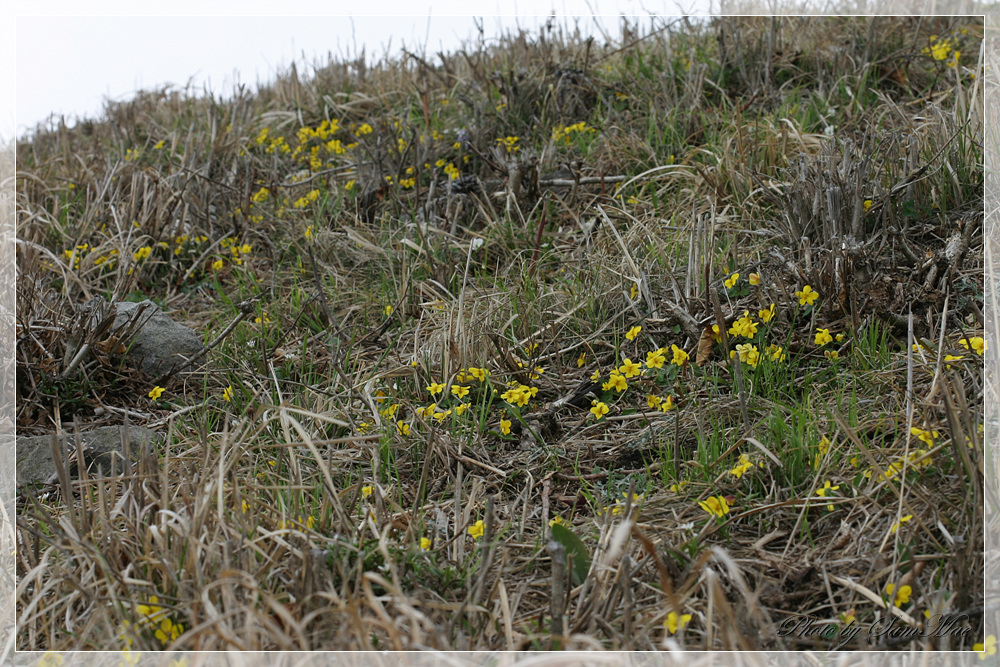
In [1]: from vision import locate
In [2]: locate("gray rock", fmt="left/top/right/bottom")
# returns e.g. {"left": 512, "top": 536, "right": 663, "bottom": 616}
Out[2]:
{"left": 114, "top": 300, "right": 205, "bottom": 378}
{"left": 16, "top": 425, "right": 162, "bottom": 486}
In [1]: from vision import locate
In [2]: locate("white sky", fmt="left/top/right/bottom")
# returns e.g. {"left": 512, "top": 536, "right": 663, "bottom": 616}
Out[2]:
{"left": 8, "top": 0, "right": 713, "bottom": 141}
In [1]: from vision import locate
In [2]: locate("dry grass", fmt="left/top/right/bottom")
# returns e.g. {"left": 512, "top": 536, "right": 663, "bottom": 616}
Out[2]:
{"left": 11, "top": 12, "right": 989, "bottom": 655}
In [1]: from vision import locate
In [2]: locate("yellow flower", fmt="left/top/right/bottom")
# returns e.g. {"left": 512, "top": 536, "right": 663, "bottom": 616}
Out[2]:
{"left": 361, "top": 485, "right": 374, "bottom": 499}
{"left": 427, "top": 382, "right": 446, "bottom": 396}
{"left": 795, "top": 285, "right": 820, "bottom": 306}
{"left": 548, "top": 515, "right": 564, "bottom": 527}
{"left": 734, "top": 343, "right": 758, "bottom": 366}
{"left": 625, "top": 325, "right": 642, "bottom": 341}
{"left": 825, "top": 349, "right": 839, "bottom": 361}
{"left": 646, "top": 347, "right": 667, "bottom": 369}
{"left": 433, "top": 409, "right": 452, "bottom": 422}
{"left": 863, "top": 199, "right": 873, "bottom": 212}
{"left": 668, "top": 481, "right": 688, "bottom": 493}
{"left": 647, "top": 394, "right": 662, "bottom": 409}
{"left": 590, "top": 401, "right": 610, "bottom": 420}
{"left": 759, "top": 304, "right": 776, "bottom": 323}
{"left": 153, "top": 139, "right": 166, "bottom": 150}
{"left": 664, "top": 611, "right": 692, "bottom": 634}
{"left": 451, "top": 385, "right": 470, "bottom": 399}
{"left": 699, "top": 496, "right": 730, "bottom": 517}
{"left": 815, "top": 481, "right": 839, "bottom": 511}
{"left": 910, "top": 427, "right": 939, "bottom": 446}
{"left": 890, "top": 515, "right": 913, "bottom": 534}
{"left": 137, "top": 595, "right": 163, "bottom": 619}
{"left": 766, "top": 344, "right": 786, "bottom": 362}
{"left": 468, "top": 367, "right": 489, "bottom": 381}
{"left": 630, "top": 283, "right": 639, "bottom": 299}
{"left": 749, "top": 273, "right": 761, "bottom": 286}
{"left": 724, "top": 272, "right": 740, "bottom": 289}
{"left": 133, "top": 246, "right": 152, "bottom": 262}
{"left": 660, "top": 395, "right": 675, "bottom": 411}
{"left": 468, "top": 520, "right": 485, "bottom": 539}
{"left": 222, "top": 386, "right": 233, "bottom": 402}
{"left": 925, "top": 37, "right": 952, "bottom": 61}
{"left": 730, "top": 454, "right": 754, "bottom": 479}
{"left": 499, "top": 418, "right": 511, "bottom": 435}
{"left": 148, "top": 386, "right": 165, "bottom": 401}
{"left": 728, "top": 312, "right": 758, "bottom": 338}
{"left": 420, "top": 537, "right": 432, "bottom": 550}
{"left": 344, "top": 180, "right": 356, "bottom": 191}
{"left": 886, "top": 583, "right": 912, "bottom": 607}
{"left": 959, "top": 336, "right": 986, "bottom": 355}
{"left": 671, "top": 345, "right": 689, "bottom": 366}
{"left": 397, "top": 421, "right": 410, "bottom": 436}
{"left": 975, "top": 635, "right": 997, "bottom": 659}
{"left": 619, "top": 358, "right": 643, "bottom": 378}
{"left": 603, "top": 369, "right": 628, "bottom": 393}
{"left": 591, "top": 369, "right": 601, "bottom": 381}
{"left": 815, "top": 328, "right": 834, "bottom": 346}
{"left": 212, "top": 259, "right": 224, "bottom": 271}
{"left": 577, "top": 353, "right": 587, "bottom": 367}
{"left": 603, "top": 372, "right": 628, "bottom": 392}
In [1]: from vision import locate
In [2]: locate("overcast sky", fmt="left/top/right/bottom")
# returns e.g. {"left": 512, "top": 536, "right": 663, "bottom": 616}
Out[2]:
{"left": 7, "top": 0, "right": 712, "bottom": 141}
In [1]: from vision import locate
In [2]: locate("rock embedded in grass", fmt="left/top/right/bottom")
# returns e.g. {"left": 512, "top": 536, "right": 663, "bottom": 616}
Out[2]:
{"left": 112, "top": 300, "right": 206, "bottom": 378}
{"left": 16, "top": 425, "right": 163, "bottom": 485}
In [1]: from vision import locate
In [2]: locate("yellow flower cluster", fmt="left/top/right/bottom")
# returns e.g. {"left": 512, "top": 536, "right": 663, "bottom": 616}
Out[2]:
{"left": 278, "top": 515, "right": 316, "bottom": 530}
{"left": 136, "top": 596, "right": 185, "bottom": 646}
{"left": 728, "top": 311, "right": 758, "bottom": 338}
{"left": 552, "top": 121, "right": 595, "bottom": 144}
{"left": 731, "top": 343, "right": 760, "bottom": 368}
{"left": 646, "top": 394, "right": 675, "bottom": 411}
{"left": 729, "top": 453, "right": 755, "bottom": 479}
{"left": 501, "top": 382, "right": 538, "bottom": 407}
{"left": 496, "top": 136, "right": 519, "bottom": 153}
{"left": 922, "top": 35, "right": 958, "bottom": 63}
{"left": 220, "top": 239, "right": 252, "bottom": 266}
{"left": 293, "top": 189, "right": 321, "bottom": 209}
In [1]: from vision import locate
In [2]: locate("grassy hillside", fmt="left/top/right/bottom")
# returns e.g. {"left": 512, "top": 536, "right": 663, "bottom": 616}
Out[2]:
{"left": 14, "top": 15, "right": 986, "bottom": 651}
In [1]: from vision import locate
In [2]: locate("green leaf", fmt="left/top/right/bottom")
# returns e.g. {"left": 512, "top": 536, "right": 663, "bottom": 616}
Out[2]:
{"left": 549, "top": 523, "right": 591, "bottom": 587}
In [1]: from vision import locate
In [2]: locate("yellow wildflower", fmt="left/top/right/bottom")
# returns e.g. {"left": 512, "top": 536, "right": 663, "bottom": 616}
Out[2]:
{"left": 664, "top": 611, "right": 692, "bottom": 634}
{"left": 890, "top": 515, "right": 913, "bottom": 534}
{"left": 646, "top": 347, "right": 667, "bottom": 369}
{"left": 959, "top": 337, "right": 986, "bottom": 355}
{"left": 795, "top": 285, "right": 820, "bottom": 306}
{"left": 619, "top": 358, "right": 643, "bottom": 378}
{"left": 699, "top": 496, "right": 731, "bottom": 517}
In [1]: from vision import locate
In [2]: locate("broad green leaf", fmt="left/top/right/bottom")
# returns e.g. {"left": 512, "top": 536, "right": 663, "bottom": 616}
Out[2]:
{"left": 549, "top": 523, "right": 591, "bottom": 586}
